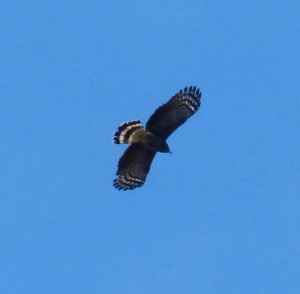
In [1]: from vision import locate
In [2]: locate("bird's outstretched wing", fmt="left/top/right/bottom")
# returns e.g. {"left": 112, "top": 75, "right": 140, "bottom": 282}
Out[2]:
{"left": 113, "top": 143, "right": 156, "bottom": 190}
{"left": 146, "top": 86, "right": 201, "bottom": 139}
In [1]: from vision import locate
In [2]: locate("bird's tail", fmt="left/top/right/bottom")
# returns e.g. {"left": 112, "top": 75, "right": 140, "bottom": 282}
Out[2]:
{"left": 113, "top": 120, "right": 146, "bottom": 144}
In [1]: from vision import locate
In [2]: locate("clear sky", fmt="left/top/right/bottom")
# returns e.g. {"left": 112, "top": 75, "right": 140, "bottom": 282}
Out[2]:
{"left": 1, "top": 1, "right": 300, "bottom": 293}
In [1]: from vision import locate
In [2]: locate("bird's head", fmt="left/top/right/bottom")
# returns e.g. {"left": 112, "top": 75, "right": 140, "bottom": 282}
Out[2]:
{"left": 160, "top": 141, "right": 172, "bottom": 154}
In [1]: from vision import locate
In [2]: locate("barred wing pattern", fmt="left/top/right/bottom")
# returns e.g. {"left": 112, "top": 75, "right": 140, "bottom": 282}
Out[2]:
{"left": 146, "top": 86, "right": 201, "bottom": 139}
{"left": 113, "top": 143, "right": 156, "bottom": 190}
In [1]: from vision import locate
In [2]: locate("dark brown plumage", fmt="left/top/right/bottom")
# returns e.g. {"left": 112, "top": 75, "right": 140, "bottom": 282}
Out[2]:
{"left": 113, "top": 86, "right": 202, "bottom": 190}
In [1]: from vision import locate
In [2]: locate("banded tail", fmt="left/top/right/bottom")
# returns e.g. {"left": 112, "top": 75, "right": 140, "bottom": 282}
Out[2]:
{"left": 113, "top": 120, "right": 146, "bottom": 144}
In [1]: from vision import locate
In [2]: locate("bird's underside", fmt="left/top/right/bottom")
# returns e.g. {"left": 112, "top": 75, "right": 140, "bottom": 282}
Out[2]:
{"left": 113, "top": 86, "right": 202, "bottom": 191}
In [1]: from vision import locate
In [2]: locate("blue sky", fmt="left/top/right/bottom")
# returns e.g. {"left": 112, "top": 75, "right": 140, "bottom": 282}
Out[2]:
{"left": 1, "top": 0, "right": 300, "bottom": 293}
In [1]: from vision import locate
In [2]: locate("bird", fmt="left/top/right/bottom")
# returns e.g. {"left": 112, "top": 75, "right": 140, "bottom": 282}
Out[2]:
{"left": 113, "top": 86, "right": 202, "bottom": 190}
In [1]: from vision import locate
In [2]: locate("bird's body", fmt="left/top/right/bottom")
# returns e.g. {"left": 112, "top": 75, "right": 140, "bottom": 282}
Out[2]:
{"left": 114, "top": 123, "right": 170, "bottom": 153}
{"left": 113, "top": 86, "right": 202, "bottom": 190}
{"left": 139, "top": 132, "right": 171, "bottom": 153}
